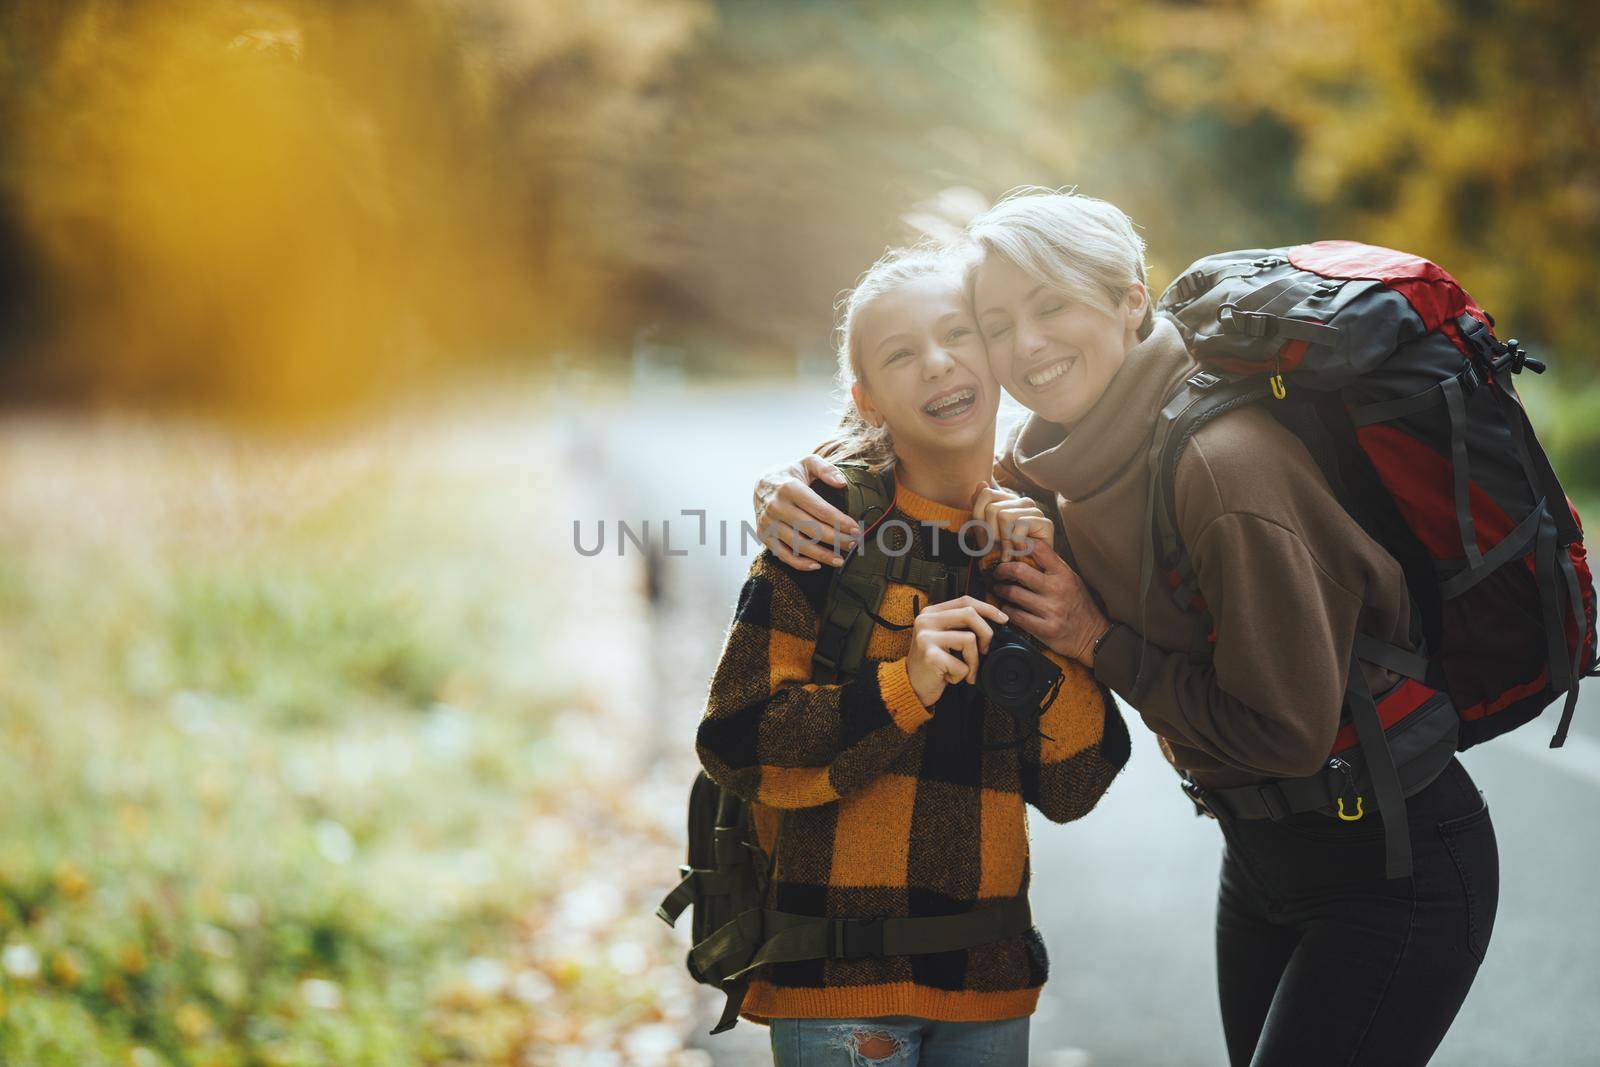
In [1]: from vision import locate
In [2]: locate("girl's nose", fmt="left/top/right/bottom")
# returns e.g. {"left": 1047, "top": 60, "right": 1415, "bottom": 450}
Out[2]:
{"left": 923, "top": 346, "right": 957, "bottom": 378}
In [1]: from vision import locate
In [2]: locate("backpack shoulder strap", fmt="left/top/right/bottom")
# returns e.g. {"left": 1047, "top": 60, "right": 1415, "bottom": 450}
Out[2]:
{"left": 838, "top": 461, "right": 895, "bottom": 527}
{"left": 1148, "top": 369, "right": 1269, "bottom": 572}
{"left": 812, "top": 463, "right": 968, "bottom": 683}
{"left": 813, "top": 464, "right": 896, "bottom": 683}
{"left": 1129, "top": 368, "right": 1266, "bottom": 689}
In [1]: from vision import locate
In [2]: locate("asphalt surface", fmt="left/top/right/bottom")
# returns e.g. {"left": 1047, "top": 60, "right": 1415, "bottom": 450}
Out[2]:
{"left": 562, "top": 375, "right": 1600, "bottom": 1066}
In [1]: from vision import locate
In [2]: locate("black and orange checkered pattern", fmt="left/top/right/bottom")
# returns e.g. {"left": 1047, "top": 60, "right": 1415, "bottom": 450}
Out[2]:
{"left": 695, "top": 480, "right": 1129, "bottom": 1025}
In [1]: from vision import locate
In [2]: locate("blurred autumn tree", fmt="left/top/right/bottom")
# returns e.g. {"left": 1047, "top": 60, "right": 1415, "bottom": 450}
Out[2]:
{"left": 0, "top": 0, "right": 1594, "bottom": 416}
{"left": 1025, "top": 0, "right": 1600, "bottom": 367}
{"left": 0, "top": 1, "right": 527, "bottom": 414}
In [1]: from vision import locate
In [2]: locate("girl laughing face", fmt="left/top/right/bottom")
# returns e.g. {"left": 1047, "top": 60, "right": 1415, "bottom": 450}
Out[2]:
{"left": 849, "top": 270, "right": 999, "bottom": 463}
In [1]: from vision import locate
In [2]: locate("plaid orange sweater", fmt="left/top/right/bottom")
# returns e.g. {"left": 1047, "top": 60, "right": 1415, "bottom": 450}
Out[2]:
{"left": 695, "top": 479, "right": 1129, "bottom": 1025}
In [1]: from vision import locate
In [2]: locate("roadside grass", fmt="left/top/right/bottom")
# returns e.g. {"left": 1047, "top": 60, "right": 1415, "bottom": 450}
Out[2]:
{"left": 0, "top": 406, "right": 697, "bottom": 1066}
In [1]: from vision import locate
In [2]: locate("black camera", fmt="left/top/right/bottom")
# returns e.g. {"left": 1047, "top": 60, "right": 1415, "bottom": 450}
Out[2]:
{"left": 977, "top": 623, "right": 1064, "bottom": 721}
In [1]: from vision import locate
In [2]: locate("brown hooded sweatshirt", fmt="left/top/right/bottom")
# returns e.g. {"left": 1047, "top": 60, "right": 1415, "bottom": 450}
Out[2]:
{"left": 997, "top": 313, "right": 1414, "bottom": 789}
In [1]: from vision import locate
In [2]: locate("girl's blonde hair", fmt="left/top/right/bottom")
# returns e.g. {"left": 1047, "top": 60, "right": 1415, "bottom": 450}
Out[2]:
{"left": 964, "top": 187, "right": 1154, "bottom": 340}
{"left": 813, "top": 244, "right": 967, "bottom": 473}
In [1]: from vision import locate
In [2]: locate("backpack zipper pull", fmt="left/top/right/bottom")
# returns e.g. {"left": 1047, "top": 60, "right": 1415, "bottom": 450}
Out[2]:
{"left": 1329, "top": 757, "right": 1364, "bottom": 821}
{"left": 1269, "top": 353, "right": 1288, "bottom": 400}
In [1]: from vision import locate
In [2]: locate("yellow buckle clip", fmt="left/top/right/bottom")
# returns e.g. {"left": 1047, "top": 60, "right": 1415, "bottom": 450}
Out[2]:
{"left": 1269, "top": 373, "right": 1288, "bottom": 400}
{"left": 1336, "top": 795, "right": 1365, "bottom": 821}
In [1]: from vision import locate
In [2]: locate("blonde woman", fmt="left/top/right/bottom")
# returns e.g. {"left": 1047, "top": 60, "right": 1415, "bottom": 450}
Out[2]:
{"left": 756, "top": 191, "right": 1499, "bottom": 1066}
{"left": 697, "top": 245, "right": 1129, "bottom": 1065}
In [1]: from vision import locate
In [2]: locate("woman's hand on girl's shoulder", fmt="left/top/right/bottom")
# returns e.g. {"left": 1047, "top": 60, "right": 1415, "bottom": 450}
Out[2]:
{"left": 753, "top": 454, "right": 861, "bottom": 570}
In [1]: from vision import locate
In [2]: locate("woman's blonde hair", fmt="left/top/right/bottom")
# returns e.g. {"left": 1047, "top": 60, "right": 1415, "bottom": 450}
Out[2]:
{"left": 813, "top": 244, "right": 967, "bottom": 473}
{"left": 963, "top": 186, "right": 1154, "bottom": 340}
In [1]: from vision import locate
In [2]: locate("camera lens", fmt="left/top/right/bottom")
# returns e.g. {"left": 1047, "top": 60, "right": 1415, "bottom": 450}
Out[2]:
{"left": 978, "top": 633, "right": 1042, "bottom": 713}
{"left": 988, "top": 650, "right": 1032, "bottom": 699}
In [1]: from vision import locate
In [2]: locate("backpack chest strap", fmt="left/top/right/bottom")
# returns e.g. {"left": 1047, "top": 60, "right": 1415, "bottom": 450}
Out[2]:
{"left": 889, "top": 553, "right": 963, "bottom": 594}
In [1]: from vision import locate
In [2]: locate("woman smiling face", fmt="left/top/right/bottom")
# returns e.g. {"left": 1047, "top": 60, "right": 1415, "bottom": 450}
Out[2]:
{"left": 972, "top": 252, "right": 1148, "bottom": 427}
{"left": 851, "top": 274, "right": 999, "bottom": 458}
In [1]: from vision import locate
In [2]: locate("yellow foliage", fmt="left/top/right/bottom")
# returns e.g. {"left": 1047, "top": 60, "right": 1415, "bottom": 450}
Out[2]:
{"left": 53, "top": 859, "right": 90, "bottom": 900}
{"left": 3, "top": 0, "right": 1596, "bottom": 407}
{"left": 49, "top": 948, "right": 84, "bottom": 987}
{"left": 3, "top": 1, "right": 555, "bottom": 416}
{"left": 176, "top": 1001, "right": 215, "bottom": 1040}
{"left": 1036, "top": 0, "right": 1600, "bottom": 356}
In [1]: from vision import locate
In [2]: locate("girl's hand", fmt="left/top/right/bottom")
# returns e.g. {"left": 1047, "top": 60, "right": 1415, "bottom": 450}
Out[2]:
{"left": 906, "top": 595, "right": 1009, "bottom": 707}
{"left": 969, "top": 480, "right": 1054, "bottom": 560}
{"left": 990, "top": 539, "right": 1111, "bottom": 667}
{"left": 753, "top": 455, "right": 860, "bottom": 570}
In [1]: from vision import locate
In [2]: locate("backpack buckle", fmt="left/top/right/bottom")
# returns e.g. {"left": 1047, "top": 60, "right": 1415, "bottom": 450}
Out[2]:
{"left": 1179, "top": 775, "right": 1214, "bottom": 818}
{"left": 830, "top": 916, "right": 887, "bottom": 959}
{"left": 1255, "top": 783, "right": 1292, "bottom": 820}
{"left": 1495, "top": 337, "right": 1546, "bottom": 376}
{"left": 1186, "top": 369, "right": 1223, "bottom": 391}
{"left": 1217, "top": 303, "right": 1275, "bottom": 338}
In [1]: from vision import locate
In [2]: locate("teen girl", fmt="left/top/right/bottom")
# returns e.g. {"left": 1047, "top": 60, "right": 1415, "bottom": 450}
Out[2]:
{"left": 696, "top": 245, "right": 1129, "bottom": 1066}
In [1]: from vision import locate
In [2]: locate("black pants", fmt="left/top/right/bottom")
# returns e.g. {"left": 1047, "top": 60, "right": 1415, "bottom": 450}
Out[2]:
{"left": 1213, "top": 757, "right": 1499, "bottom": 1067}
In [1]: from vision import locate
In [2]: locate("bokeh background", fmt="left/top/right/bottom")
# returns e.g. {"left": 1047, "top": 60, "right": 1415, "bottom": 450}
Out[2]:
{"left": 0, "top": 1, "right": 1597, "bottom": 1064}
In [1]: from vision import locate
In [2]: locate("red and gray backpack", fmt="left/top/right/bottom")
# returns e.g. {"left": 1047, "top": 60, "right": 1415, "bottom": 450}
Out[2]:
{"left": 1150, "top": 241, "right": 1597, "bottom": 877}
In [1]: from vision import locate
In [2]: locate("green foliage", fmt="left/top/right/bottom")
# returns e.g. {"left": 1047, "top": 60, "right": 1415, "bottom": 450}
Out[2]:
{"left": 0, "top": 412, "right": 687, "bottom": 1064}
{"left": 1518, "top": 370, "right": 1600, "bottom": 499}
{"left": 161, "top": 564, "right": 455, "bottom": 723}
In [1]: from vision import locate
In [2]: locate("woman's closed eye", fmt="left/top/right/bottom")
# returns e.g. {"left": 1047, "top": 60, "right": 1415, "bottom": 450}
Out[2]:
{"left": 985, "top": 322, "right": 1012, "bottom": 340}
{"left": 947, "top": 325, "right": 974, "bottom": 342}
{"left": 886, "top": 347, "right": 914, "bottom": 364}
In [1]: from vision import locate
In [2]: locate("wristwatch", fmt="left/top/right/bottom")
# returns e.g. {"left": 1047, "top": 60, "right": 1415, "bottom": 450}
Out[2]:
{"left": 1091, "top": 622, "right": 1121, "bottom": 664}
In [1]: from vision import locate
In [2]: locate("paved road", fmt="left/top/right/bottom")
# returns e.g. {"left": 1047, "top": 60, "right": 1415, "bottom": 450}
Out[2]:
{"left": 562, "top": 376, "right": 1600, "bottom": 1066}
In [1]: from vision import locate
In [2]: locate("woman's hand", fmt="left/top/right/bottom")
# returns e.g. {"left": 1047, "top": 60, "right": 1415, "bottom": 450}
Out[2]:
{"left": 969, "top": 480, "right": 1054, "bottom": 559}
{"left": 753, "top": 455, "right": 860, "bottom": 570}
{"left": 907, "top": 595, "right": 1009, "bottom": 708}
{"left": 990, "top": 539, "right": 1111, "bottom": 667}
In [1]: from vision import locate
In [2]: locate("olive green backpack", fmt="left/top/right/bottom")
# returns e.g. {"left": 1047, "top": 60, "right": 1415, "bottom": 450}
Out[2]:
{"left": 657, "top": 463, "right": 1032, "bottom": 1033}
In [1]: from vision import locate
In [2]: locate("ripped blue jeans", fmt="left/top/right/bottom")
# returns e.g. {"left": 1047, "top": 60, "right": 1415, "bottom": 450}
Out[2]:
{"left": 768, "top": 1015, "right": 1029, "bottom": 1066}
